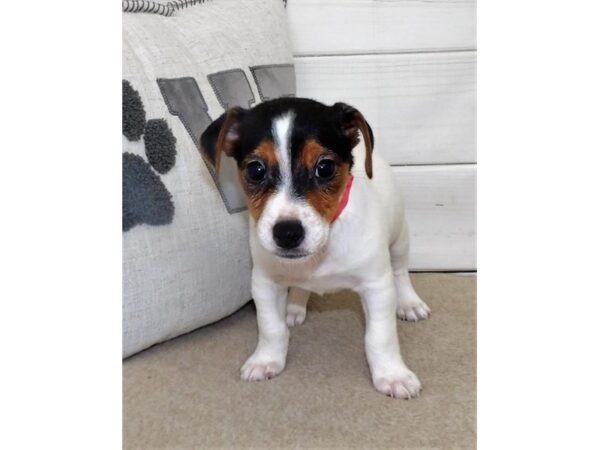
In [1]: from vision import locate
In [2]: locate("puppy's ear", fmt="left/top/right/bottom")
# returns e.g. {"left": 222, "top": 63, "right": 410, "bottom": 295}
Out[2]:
{"left": 200, "top": 107, "right": 246, "bottom": 174}
{"left": 332, "top": 102, "right": 375, "bottom": 178}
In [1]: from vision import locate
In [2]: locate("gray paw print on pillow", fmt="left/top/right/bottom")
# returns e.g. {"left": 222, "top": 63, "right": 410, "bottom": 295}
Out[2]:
{"left": 122, "top": 80, "right": 177, "bottom": 232}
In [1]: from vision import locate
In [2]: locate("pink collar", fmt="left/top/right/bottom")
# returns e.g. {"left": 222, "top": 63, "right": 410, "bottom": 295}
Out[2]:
{"left": 331, "top": 176, "right": 354, "bottom": 223}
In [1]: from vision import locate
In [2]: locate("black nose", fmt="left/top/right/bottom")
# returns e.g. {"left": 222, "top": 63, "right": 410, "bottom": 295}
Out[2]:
{"left": 273, "top": 220, "right": 305, "bottom": 250}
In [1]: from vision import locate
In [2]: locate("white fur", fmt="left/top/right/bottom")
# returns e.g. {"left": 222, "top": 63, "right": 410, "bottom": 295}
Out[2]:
{"left": 241, "top": 134, "right": 430, "bottom": 399}
{"left": 272, "top": 113, "right": 293, "bottom": 188}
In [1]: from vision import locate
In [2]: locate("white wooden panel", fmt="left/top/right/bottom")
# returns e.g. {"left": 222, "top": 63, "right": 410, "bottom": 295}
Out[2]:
{"left": 287, "top": 0, "right": 476, "bottom": 56}
{"left": 394, "top": 165, "right": 476, "bottom": 270}
{"left": 295, "top": 52, "right": 476, "bottom": 165}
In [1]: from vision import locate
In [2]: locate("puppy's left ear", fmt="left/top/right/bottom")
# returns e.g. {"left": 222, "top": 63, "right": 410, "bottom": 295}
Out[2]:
{"left": 200, "top": 106, "right": 246, "bottom": 174}
{"left": 332, "top": 102, "right": 375, "bottom": 178}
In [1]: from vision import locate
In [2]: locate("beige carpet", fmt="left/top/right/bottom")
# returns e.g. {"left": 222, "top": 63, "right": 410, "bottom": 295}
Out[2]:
{"left": 123, "top": 273, "right": 476, "bottom": 449}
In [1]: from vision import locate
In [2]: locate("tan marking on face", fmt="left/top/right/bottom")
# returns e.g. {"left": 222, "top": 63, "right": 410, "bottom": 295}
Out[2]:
{"left": 244, "top": 186, "right": 274, "bottom": 221}
{"left": 254, "top": 140, "right": 278, "bottom": 169}
{"left": 301, "top": 139, "right": 325, "bottom": 170}
{"left": 305, "top": 162, "right": 351, "bottom": 223}
{"left": 239, "top": 140, "right": 278, "bottom": 221}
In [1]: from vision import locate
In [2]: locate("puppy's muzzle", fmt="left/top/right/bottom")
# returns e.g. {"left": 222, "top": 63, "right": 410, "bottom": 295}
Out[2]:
{"left": 273, "top": 219, "right": 305, "bottom": 250}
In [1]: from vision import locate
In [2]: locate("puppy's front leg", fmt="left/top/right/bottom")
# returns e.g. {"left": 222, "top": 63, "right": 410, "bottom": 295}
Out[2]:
{"left": 286, "top": 287, "right": 310, "bottom": 327}
{"left": 359, "top": 272, "right": 422, "bottom": 399}
{"left": 241, "top": 272, "right": 289, "bottom": 382}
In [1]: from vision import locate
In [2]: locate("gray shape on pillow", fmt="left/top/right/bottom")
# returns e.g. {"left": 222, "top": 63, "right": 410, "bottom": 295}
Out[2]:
{"left": 157, "top": 77, "right": 212, "bottom": 147}
{"left": 123, "top": 80, "right": 146, "bottom": 141}
{"left": 208, "top": 69, "right": 256, "bottom": 109}
{"left": 123, "top": 153, "right": 174, "bottom": 231}
{"left": 216, "top": 155, "right": 248, "bottom": 213}
{"left": 157, "top": 76, "right": 247, "bottom": 214}
{"left": 144, "top": 119, "right": 177, "bottom": 174}
{"left": 250, "top": 64, "right": 296, "bottom": 101}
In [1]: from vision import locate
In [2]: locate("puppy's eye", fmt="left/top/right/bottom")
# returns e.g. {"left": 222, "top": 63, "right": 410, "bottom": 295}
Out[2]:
{"left": 315, "top": 159, "right": 336, "bottom": 179}
{"left": 246, "top": 160, "right": 266, "bottom": 182}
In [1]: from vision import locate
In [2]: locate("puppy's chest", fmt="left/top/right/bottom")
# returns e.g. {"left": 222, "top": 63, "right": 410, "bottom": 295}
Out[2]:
{"left": 296, "top": 272, "right": 356, "bottom": 296}
{"left": 272, "top": 258, "right": 359, "bottom": 295}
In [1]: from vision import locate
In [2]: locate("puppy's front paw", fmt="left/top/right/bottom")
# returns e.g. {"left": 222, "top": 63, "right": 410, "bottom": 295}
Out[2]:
{"left": 286, "top": 303, "right": 306, "bottom": 327}
{"left": 373, "top": 369, "right": 422, "bottom": 399}
{"left": 397, "top": 296, "right": 431, "bottom": 322}
{"left": 241, "top": 356, "right": 284, "bottom": 382}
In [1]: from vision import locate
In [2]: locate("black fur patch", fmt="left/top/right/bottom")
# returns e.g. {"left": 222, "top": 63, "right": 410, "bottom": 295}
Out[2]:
{"left": 200, "top": 97, "right": 372, "bottom": 198}
{"left": 122, "top": 80, "right": 146, "bottom": 141}
{"left": 217, "top": 98, "right": 358, "bottom": 166}
{"left": 144, "top": 119, "right": 177, "bottom": 174}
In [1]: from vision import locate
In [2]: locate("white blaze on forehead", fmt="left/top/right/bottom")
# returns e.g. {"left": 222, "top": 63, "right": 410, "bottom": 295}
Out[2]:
{"left": 272, "top": 113, "right": 294, "bottom": 189}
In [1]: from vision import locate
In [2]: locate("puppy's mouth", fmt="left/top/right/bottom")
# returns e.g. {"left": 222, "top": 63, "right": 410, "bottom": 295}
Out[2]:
{"left": 274, "top": 250, "right": 310, "bottom": 260}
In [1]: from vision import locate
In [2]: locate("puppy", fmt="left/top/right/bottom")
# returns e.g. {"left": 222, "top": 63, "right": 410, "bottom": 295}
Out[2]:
{"left": 201, "top": 98, "right": 430, "bottom": 399}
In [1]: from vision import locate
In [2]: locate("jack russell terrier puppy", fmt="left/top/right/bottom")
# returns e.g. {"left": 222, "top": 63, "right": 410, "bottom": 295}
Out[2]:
{"left": 201, "top": 98, "right": 431, "bottom": 399}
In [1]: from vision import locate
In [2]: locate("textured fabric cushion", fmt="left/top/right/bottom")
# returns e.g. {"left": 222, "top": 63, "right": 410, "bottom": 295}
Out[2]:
{"left": 122, "top": 0, "right": 296, "bottom": 357}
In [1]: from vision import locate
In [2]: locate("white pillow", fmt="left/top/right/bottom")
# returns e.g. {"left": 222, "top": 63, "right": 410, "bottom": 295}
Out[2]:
{"left": 122, "top": 0, "right": 296, "bottom": 357}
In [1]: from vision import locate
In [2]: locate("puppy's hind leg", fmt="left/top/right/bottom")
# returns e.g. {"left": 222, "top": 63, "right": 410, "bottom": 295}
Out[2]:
{"left": 390, "top": 221, "right": 431, "bottom": 321}
{"left": 286, "top": 287, "right": 310, "bottom": 327}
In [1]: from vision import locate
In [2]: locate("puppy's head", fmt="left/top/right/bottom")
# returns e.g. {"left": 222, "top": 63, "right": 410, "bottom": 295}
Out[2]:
{"left": 201, "top": 98, "right": 374, "bottom": 260}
